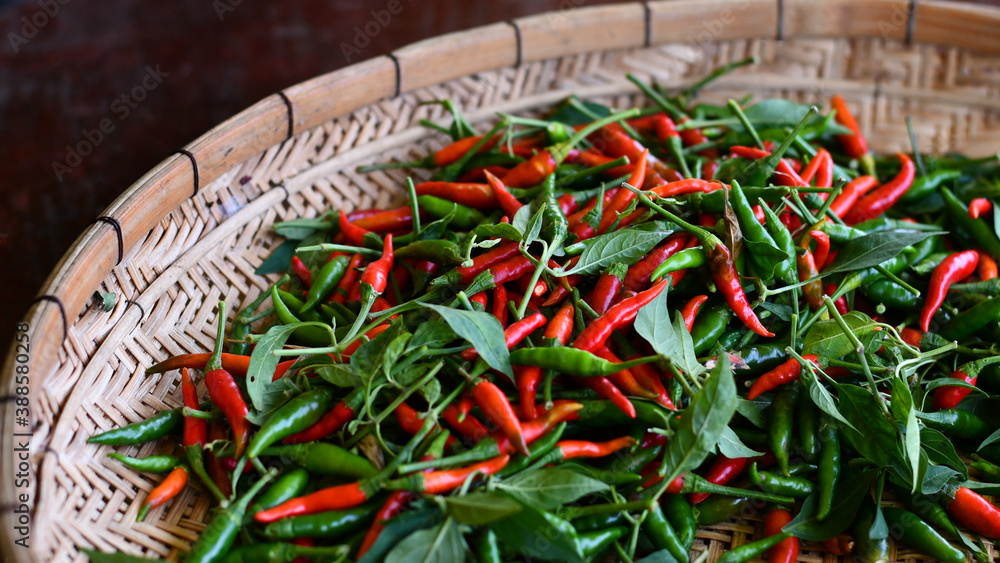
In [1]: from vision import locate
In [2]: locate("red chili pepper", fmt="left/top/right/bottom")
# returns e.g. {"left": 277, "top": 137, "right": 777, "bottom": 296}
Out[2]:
{"left": 729, "top": 146, "right": 806, "bottom": 187}
{"left": 947, "top": 486, "right": 1000, "bottom": 539}
{"left": 486, "top": 255, "right": 535, "bottom": 287}
{"left": 680, "top": 295, "right": 709, "bottom": 332}
{"left": 830, "top": 95, "right": 869, "bottom": 159}
{"left": 457, "top": 241, "right": 520, "bottom": 284}
{"left": 648, "top": 178, "right": 716, "bottom": 198}
{"left": 284, "top": 399, "right": 356, "bottom": 444}
{"left": 203, "top": 303, "right": 250, "bottom": 458}
{"left": 518, "top": 302, "right": 574, "bottom": 419}
{"left": 625, "top": 354, "right": 674, "bottom": 410}
{"left": 469, "top": 292, "right": 488, "bottom": 309}
{"left": 747, "top": 355, "right": 820, "bottom": 400}
{"left": 137, "top": 466, "right": 189, "bottom": 521}
{"left": 556, "top": 436, "right": 636, "bottom": 460}
{"left": 557, "top": 193, "right": 578, "bottom": 216}
{"left": 352, "top": 207, "right": 415, "bottom": 233}
{"left": 433, "top": 135, "right": 494, "bottom": 166}
{"left": 822, "top": 534, "right": 855, "bottom": 556}
{"left": 591, "top": 123, "right": 672, "bottom": 184}
{"left": 357, "top": 490, "right": 413, "bottom": 558}
{"left": 809, "top": 230, "right": 831, "bottom": 270}
{"left": 843, "top": 153, "right": 916, "bottom": 225}
{"left": 472, "top": 380, "right": 530, "bottom": 456}
{"left": 828, "top": 175, "right": 878, "bottom": 219}
{"left": 901, "top": 327, "right": 923, "bottom": 349}
{"left": 343, "top": 323, "right": 391, "bottom": 356}
{"left": 360, "top": 234, "right": 394, "bottom": 294}
{"left": 597, "top": 150, "right": 648, "bottom": 234}
{"left": 484, "top": 170, "right": 523, "bottom": 217}
{"left": 969, "top": 197, "right": 993, "bottom": 220}
{"left": 800, "top": 148, "right": 833, "bottom": 189}
{"left": 705, "top": 240, "right": 774, "bottom": 337}
{"left": 338, "top": 209, "right": 374, "bottom": 246}
{"left": 501, "top": 150, "right": 558, "bottom": 188}
{"left": 255, "top": 481, "right": 374, "bottom": 523}
{"left": 491, "top": 284, "right": 509, "bottom": 327}
{"left": 979, "top": 251, "right": 999, "bottom": 280}
{"left": 346, "top": 208, "right": 381, "bottom": 222}
{"left": 588, "top": 274, "right": 623, "bottom": 315}
{"left": 442, "top": 404, "right": 490, "bottom": 443}
{"left": 513, "top": 273, "right": 547, "bottom": 301}
{"left": 798, "top": 248, "right": 825, "bottom": 311}
{"left": 824, "top": 283, "right": 849, "bottom": 315}
{"left": 690, "top": 455, "right": 747, "bottom": 504}
{"left": 331, "top": 253, "right": 364, "bottom": 304}
{"left": 572, "top": 376, "right": 635, "bottom": 418}
{"left": 919, "top": 250, "right": 979, "bottom": 332}
{"left": 146, "top": 353, "right": 296, "bottom": 382}
{"left": 205, "top": 421, "right": 232, "bottom": 498}
{"left": 594, "top": 345, "right": 659, "bottom": 400}
{"left": 932, "top": 369, "right": 977, "bottom": 411}
{"left": 652, "top": 114, "right": 679, "bottom": 141}
{"left": 180, "top": 368, "right": 206, "bottom": 448}
{"left": 394, "top": 454, "right": 511, "bottom": 494}
{"left": 461, "top": 312, "right": 545, "bottom": 361}
{"left": 414, "top": 181, "right": 497, "bottom": 209}
{"left": 764, "top": 508, "right": 799, "bottom": 563}
{"left": 624, "top": 234, "right": 688, "bottom": 292}
{"left": 572, "top": 279, "right": 668, "bottom": 353}
{"left": 290, "top": 256, "right": 312, "bottom": 287}
{"left": 574, "top": 148, "right": 635, "bottom": 180}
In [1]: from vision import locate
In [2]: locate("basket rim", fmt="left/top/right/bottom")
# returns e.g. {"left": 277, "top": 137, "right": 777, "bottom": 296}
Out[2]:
{"left": 5, "top": 0, "right": 1000, "bottom": 559}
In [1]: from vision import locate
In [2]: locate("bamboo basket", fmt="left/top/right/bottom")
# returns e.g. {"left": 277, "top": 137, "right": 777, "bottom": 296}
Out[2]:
{"left": 4, "top": 0, "right": 1000, "bottom": 561}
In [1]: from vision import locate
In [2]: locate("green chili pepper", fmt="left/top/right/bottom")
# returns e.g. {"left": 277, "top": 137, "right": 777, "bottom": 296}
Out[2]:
{"left": 576, "top": 399, "right": 673, "bottom": 429}
{"left": 731, "top": 426, "right": 768, "bottom": 450}
{"left": 942, "top": 187, "right": 1000, "bottom": 258}
{"left": 768, "top": 383, "right": 798, "bottom": 476}
{"left": 888, "top": 481, "right": 968, "bottom": 545}
{"left": 186, "top": 469, "right": 277, "bottom": 563}
{"left": 271, "top": 286, "right": 332, "bottom": 347}
{"left": 88, "top": 408, "right": 182, "bottom": 446}
{"left": 861, "top": 279, "right": 921, "bottom": 310}
{"left": 715, "top": 330, "right": 743, "bottom": 352}
{"left": 729, "top": 182, "right": 785, "bottom": 282}
{"left": 691, "top": 304, "right": 733, "bottom": 355}
{"left": 916, "top": 408, "right": 993, "bottom": 441}
{"left": 222, "top": 543, "right": 347, "bottom": 563}
{"left": 642, "top": 504, "right": 689, "bottom": 563}
{"left": 579, "top": 526, "right": 627, "bottom": 559}
{"left": 969, "top": 455, "right": 1000, "bottom": 482}
{"left": 735, "top": 343, "right": 788, "bottom": 375}
{"left": 472, "top": 527, "right": 502, "bottom": 563}
{"left": 816, "top": 415, "right": 840, "bottom": 521}
{"left": 510, "top": 348, "right": 656, "bottom": 377}
{"left": 261, "top": 442, "right": 378, "bottom": 479}
{"left": 759, "top": 196, "right": 797, "bottom": 284}
{"left": 650, "top": 247, "right": 708, "bottom": 282}
{"left": 714, "top": 531, "right": 791, "bottom": 563}
{"left": 899, "top": 169, "right": 961, "bottom": 203}
{"left": 748, "top": 462, "right": 814, "bottom": 498}
{"left": 853, "top": 497, "right": 890, "bottom": 563}
{"left": 251, "top": 468, "right": 311, "bottom": 516}
{"left": 394, "top": 239, "right": 465, "bottom": 266}
{"left": 245, "top": 388, "right": 333, "bottom": 459}
{"left": 796, "top": 393, "right": 819, "bottom": 463}
{"left": 107, "top": 453, "right": 182, "bottom": 473}
{"left": 572, "top": 512, "right": 628, "bottom": 533}
{"left": 301, "top": 255, "right": 350, "bottom": 313}
{"left": 882, "top": 507, "right": 964, "bottom": 563}
{"left": 416, "top": 195, "right": 487, "bottom": 229}
{"left": 259, "top": 502, "right": 377, "bottom": 540}
{"left": 496, "top": 423, "right": 567, "bottom": 478}
{"left": 662, "top": 493, "right": 697, "bottom": 551}
{"left": 940, "top": 297, "right": 1000, "bottom": 341}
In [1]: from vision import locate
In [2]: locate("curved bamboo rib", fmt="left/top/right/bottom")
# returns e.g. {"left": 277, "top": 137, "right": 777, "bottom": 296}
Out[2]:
{"left": 4, "top": 0, "right": 1000, "bottom": 560}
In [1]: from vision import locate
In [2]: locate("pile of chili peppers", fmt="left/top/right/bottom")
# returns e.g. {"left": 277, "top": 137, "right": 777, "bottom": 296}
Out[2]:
{"left": 88, "top": 66, "right": 1000, "bottom": 563}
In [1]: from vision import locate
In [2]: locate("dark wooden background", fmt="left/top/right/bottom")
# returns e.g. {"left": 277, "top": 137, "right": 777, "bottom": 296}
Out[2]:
{"left": 1, "top": 0, "right": 997, "bottom": 356}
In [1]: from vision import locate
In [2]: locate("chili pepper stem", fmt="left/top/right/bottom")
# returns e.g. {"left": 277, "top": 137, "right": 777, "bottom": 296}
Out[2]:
{"left": 728, "top": 100, "right": 766, "bottom": 150}
{"left": 823, "top": 295, "right": 889, "bottom": 414}
{"left": 565, "top": 500, "right": 654, "bottom": 519}
{"left": 296, "top": 243, "right": 381, "bottom": 256}
{"left": 662, "top": 360, "right": 700, "bottom": 395}
{"left": 625, "top": 186, "right": 716, "bottom": 245}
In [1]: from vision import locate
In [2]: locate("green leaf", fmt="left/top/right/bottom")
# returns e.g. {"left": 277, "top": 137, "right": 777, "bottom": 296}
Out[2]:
{"left": 274, "top": 217, "right": 331, "bottom": 240}
{"left": 717, "top": 425, "right": 764, "bottom": 458}
{"left": 408, "top": 321, "right": 458, "bottom": 351}
{"left": 921, "top": 428, "right": 968, "bottom": 478}
{"left": 921, "top": 464, "right": 961, "bottom": 495}
{"left": 247, "top": 323, "right": 302, "bottom": 411}
{"left": 634, "top": 551, "right": 681, "bottom": 563}
{"left": 244, "top": 378, "right": 302, "bottom": 424}
{"left": 565, "top": 221, "right": 678, "bottom": 276}
{"left": 473, "top": 223, "right": 522, "bottom": 243}
{"left": 800, "top": 365, "right": 856, "bottom": 432}
{"left": 445, "top": 492, "right": 522, "bottom": 525}
{"left": 358, "top": 507, "right": 442, "bottom": 563}
{"left": 352, "top": 322, "right": 408, "bottom": 383}
{"left": 979, "top": 427, "right": 1000, "bottom": 451}
{"left": 742, "top": 99, "right": 817, "bottom": 129}
{"left": 890, "top": 377, "right": 922, "bottom": 491}
{"left": 255, "top": 239, "right": 298, "bottom": 275}
{"left": 385, "top": 518, "right": 466, "bottom": 563}
{"left": 802, "top": 311, "right": 880, "bottom": 360}
{"left": 735, "top": 397, "right": 769, "bottom": 429}
{"left": 82, "top": 549, "right": 163, "bottom": 563}
{"left": 548, "top": 99, "right": 612, "bottom": 125}
{"left": 420, "top": 303, "right": 512, "bottom": 377}
{"left": 660, "top": 354, "right": 738, "bottom": 483}
{"left": 497, "top": 467, "right": 609, "bottom": 510}
{"left": 511, "top": 204, "right": 533, "bottom": 238}
{"left": 316, "top": 364, "right": 363, "bottom": 388}
{"left": 635, "top": 289, "right": 705, "bottom": 378}
{"left": 834, "top": 383, "right": 905, "bottom": 473}
{"left": 782, "top": 468, "right": 873, "bottom": 541}
{"left": 822, "top": 230, "right": 944, "bottom": 275}
{"left": 522, "top": 204, "right": 546, "bottom": 247}
{"left": 491, "top": 502, "right": 584, "bottom": 563}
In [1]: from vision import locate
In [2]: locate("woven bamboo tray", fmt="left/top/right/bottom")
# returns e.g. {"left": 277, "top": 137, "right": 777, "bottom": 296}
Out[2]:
{"left": 4, "top": 0, "right": 1000, "bottom": 561}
